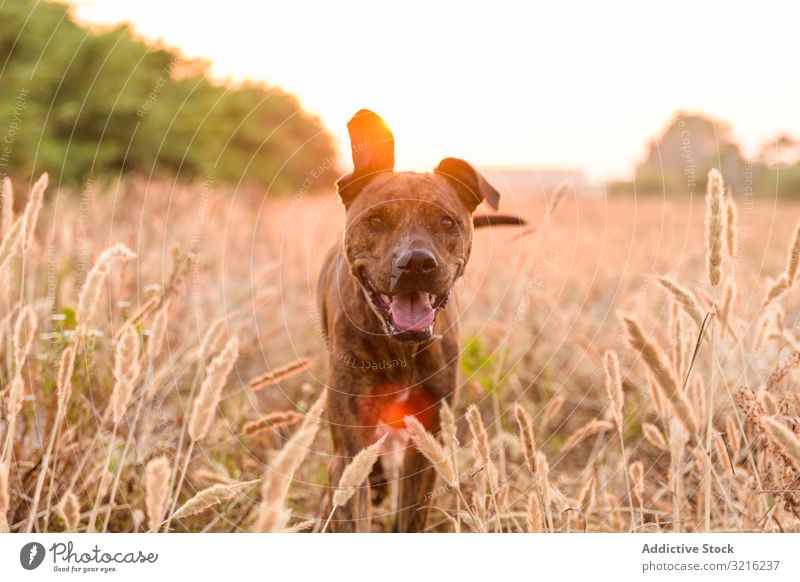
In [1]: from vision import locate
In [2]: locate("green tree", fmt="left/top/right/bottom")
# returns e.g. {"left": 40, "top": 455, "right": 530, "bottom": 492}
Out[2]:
{"left": 0, "top": 0, "right": 337, "bottom": 192}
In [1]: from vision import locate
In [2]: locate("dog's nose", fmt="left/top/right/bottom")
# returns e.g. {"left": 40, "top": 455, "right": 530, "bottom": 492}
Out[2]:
{"left": 395, "top": 248, "right": 438, "bottom": 274}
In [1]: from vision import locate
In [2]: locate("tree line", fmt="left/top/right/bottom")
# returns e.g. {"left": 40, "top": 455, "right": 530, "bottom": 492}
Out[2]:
{"left": 611, "top": 112, "right": 800, "bottom": 198}
{"left": 0, "top": 0, "right": 338, "bottom": 192}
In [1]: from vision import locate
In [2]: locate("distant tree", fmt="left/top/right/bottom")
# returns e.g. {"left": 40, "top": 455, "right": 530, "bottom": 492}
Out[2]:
{"left": 0, "top": 0, "right": 338, "bottom": 192}
{"left": 759, "top": 135, "right": 800, "bottom": 168}
{"left": 633, "top": 112, "right": 749, "bottom": 196}
{"left": 757, "top": 135, "right": 800, "bottom": 199}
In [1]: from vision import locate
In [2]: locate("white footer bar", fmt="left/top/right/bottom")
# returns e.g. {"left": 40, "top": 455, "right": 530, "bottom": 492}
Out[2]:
{"left": 2, "top": 533, "right": 798, "bottom": 581}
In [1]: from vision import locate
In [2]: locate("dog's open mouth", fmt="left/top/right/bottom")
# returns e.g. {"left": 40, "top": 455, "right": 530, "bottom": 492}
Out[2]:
{"left": 358, "top": 272, "right": 449, "bottom": 340}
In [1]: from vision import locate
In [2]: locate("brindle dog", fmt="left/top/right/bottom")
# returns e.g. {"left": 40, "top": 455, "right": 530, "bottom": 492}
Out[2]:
{"left": 318, "top": 110, "right": 522, "bottom": 532}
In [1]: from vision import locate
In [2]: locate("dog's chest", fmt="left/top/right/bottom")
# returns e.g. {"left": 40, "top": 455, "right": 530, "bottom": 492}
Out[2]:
{"left": 357, "top": 383, "right": 438, "bottom": 473}
{"left": 357, "top": 383, "right": 437, "bottom": 435}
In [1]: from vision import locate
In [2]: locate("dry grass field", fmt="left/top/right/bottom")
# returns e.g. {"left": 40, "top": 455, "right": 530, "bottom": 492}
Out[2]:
{"left": 1, "top": 172, "right": 799, "bottom": 533}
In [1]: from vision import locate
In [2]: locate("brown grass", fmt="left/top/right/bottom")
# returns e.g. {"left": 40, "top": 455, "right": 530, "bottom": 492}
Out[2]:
{"left": 1, "top": 171, "right": 798, "bottom": 533}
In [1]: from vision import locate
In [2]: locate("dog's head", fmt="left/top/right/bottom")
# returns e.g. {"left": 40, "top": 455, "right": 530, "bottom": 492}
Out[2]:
{"left": 338, "top": 109, "right": 501, "bottom": 342}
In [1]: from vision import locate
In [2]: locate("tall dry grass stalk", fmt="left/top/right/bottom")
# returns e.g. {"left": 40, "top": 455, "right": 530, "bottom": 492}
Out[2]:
{"left": 704, "top": 168, "right": 724, "bottom": 532}
{"left": 57, "top": 489, "right": 80, "bottom": 532}
{"left": 466, "top": 405, "right": 501, "bottom": 530}
{"left": 622, "top": 315, "right": 699, "bottom": 436}
{"left": 784, "top": 219, "right": 800, "bottom": 286}
{"left": 629, "top": 461, "right": 644, "bottom": 527}
{"left": 440, "top": 401, "right": 459, "bottom": 455}
{"left": 2, "top": 306, "right": 38, "bottom": 468}
{"left": 188, "top": 339, "right": 240, "bottom": 441}
{"left": 526, "top": 490, "right": 543, "bottom": 533}
{"left": 764, "top": 417, "right": 800, "bottom": 471}
{"left": 669, "top": 419, "right": 688, "bottom": 532}
{"left": 1, "top": 176, "right": 13, "bottom": 235}
{"left": 162, "top": 338, "right": 239, "bottom": 532}
{"left": 719, "top": 280, "right": 737, "bottom": 334}
{"left": 21, "top": 173, "right": 47, "bottom": 253}
{"left": 603, "top": 349, "right": 634, "bottom": 528}
{"left": 109, "top": 326, "right": 143, "bottom": 424}
{"left": 146, "top": 305, "right": 168, "bottom": 365}
{"left": 249, "top": 357, "right": 312, "bottom": 391}
{"left": 725, "top": 188, "right": 738, "bottom": 259}
{"left": 404, "top": 414, "right": 485, "bottom": 531}
{"left": 466, "top": 405, "right": 492, "bottom": 478}
{"left": 0, "top": 466, "right": 9, "bottom": 533}
{"left": 655, "top": 276, "right": 704, "bottom": 328}
{"left": 513, "top": 403, "right": 536, "bottom": 475}
{"left": 170, "top": 479, "right": 258, "bottom": 521}
{"left": 603, "top": 350, "right": 624, "bottom": 428}
{"left": 669, "top": 301, "right": 685, "bottom": 377}
{"left": 705, "top": 169, "right": 724, "bottom": 287}
{"left": 145, "top": 457, "right": 171, "bottom": 531}
{"left": 322, "top": 433, "right": 388, "bottom": 532}
{"left": 562, "top": 419, "right": 613, "bottom": 451}
{"left": 253, "top": 393, "right": 326, "bottom": 532}
{"left": 404, "top": 415, "right": 457, "bottom": 487}
{"left": 242, "top": 410, "right": 304, "bottom": 437}
{"left": 26, "top": 346, "right": 76, "bottom": 532}
{"left": 78, "top": 244, "right": 137, "bottom": 332}
{"left": 542, "top": 395, "right": 565, "bottom": 426}
{"left": 642, "top": 422, "right": 668, "bottom": 450}
{"left": 13, "top": 304, "right": 37, "bottom": 372}
{"left": 0, "top": 217, "right": 23, "bottom": 272}
{"left": 331, "top": 434, "right": 387, "bottom": 509}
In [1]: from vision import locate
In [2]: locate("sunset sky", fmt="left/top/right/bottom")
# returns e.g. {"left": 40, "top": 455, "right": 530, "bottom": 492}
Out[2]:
{"left": 68, "top": 0, "right": 800, "bottom": 181}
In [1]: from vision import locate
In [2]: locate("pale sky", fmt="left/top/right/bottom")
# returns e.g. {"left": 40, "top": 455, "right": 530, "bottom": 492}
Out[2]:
{"left": 68, "top": 0, "right": 800, "bottom": 181}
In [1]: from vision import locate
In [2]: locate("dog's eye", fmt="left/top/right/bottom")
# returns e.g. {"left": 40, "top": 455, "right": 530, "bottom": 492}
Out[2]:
{"left": 440, "top": 216, "right": 455, "bottom": 230}
{"left": 368, "top": 215, "right": 384, "bottom": 229}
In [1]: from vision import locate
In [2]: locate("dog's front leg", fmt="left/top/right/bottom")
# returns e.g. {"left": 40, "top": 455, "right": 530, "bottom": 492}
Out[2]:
{"left": 324, "top": 404, "right": 373, "bottom": 532}
{"left": 393, "top": 446, "right": 438, "bottom": 532}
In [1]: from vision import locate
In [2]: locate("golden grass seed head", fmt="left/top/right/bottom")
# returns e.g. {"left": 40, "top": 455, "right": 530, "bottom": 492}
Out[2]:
{"left": 654, "top": 276, "right": 704, "bottom": 328}
{"left": 603, "top": 350, "right": 624, "bottom": 430}
{"left": 188, "top": 338, "right": 240, "bottom": 441}
{"left": 0, "top": 465, "right": 9, "bottom": 533}
{"left": 332, "top": 433, "right": 388, "bottom": 508}
{"left": 764, "top": 417, "right": 800, "bottom": 471}
{"left": 254, "top": 392, "right": 326, "bottom": 532}
{"left": 56, "top": 346, "right": 76, "bottom": 409}
{"left": 513, "top": 403, "right": 536, "bottom": 476}
{"left": 13, "top": 304, "right": 37, "bottom": 372}
{"left": 78, "top": 244, "right": 137, "bottom": 329}
{"left": 622, "top": 314, "right": 699, "bottom": 436}
{"left": 629, "top": 461, "right": 644, "bottom": 507}
{"left": 21, "top": 172, "right": 47, "bottom": 253}
{"left": 57, "top": 489, "right": 81, "bottom": 532}
{"left": 404, "top": 415, "right": 457, "bottom": 487}
{"left": 542, "top": 394, "right": 565, "bottom": 426}
{"left": 705, "top": 168, "right": 725, "bottom": 287}
{"left": 171, "top": 480, "right": 258, "bottom": 521}
{"left": 109, "top": 325, "right": 143, "bottom": 424}
{"left": 725, "top": 189, "right": 738, "bottom": 259}
{"left": 642, "top": 422, "right": 668, "bottom": 450}
{"left": 784, "top": 218, "right": 800, "bottom": 285}
{"left": 526, "top": 491, "right": 543, "bottom": 533}
{"left": 439, "top": 400, "right": 459, "bottom": 455}
{"left": 144, "top": 456, "right": 171, "bottom": 532}
{"left": 466, "top": 404, "right": 491, "bottom": 465}
{"left": 0, "top": 216, "right": 24, "bottom": 272}
{"left": 1, "top": 176, "right": 13, "bottom": 234}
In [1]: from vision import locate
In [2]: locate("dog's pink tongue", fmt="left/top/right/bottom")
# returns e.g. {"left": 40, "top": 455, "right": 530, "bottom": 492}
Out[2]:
{"left": 389, "top": 291, "right": 435, "bottom": 332}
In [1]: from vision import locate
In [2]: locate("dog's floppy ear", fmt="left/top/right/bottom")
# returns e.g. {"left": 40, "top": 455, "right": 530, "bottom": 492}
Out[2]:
{"left": 337, "top": 109, "right": 394, "bottom": 206}
{"left": 434, "top": 158, "right": 500, "bottom": 211}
